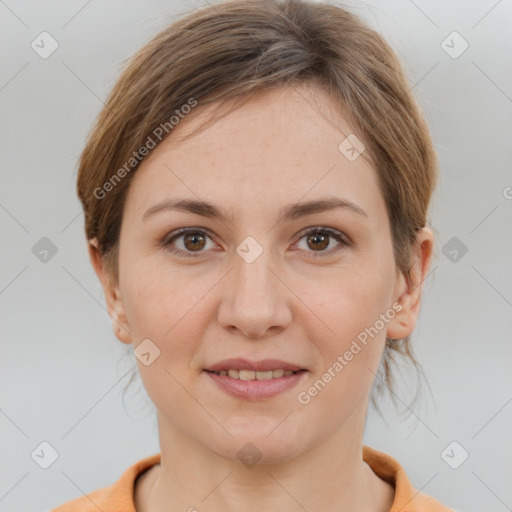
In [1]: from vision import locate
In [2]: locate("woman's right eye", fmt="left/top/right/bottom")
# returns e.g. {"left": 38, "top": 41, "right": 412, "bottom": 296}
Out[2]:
{"left": 162, "top": 228, "right": 216, "bottom": 258}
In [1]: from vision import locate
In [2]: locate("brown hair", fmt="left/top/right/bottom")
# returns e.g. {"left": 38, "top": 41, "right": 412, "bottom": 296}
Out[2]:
{"left": 77, "top": 0, "right": 438, "bottom": 413}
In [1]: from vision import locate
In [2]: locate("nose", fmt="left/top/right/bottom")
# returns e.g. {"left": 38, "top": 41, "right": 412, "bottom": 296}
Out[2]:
{"left": 216, "top": 246, "right": 293, "bottom": 339}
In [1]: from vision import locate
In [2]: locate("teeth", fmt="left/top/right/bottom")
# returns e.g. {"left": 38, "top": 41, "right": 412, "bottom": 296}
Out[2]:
{"left": 212, "top": 369, "right": 298, "bottom": 380}
{"left": 228, "top": 369, "right": 239, "bottom": 379}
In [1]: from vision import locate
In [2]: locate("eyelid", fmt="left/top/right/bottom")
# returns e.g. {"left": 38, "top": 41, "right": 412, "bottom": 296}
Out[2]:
{"left": 294, "top": 225, "right": 352, "bottom": 246}
{"left": 161, "top": 227, "right": 219, "bottom": 258}
{"left": 291, "top": 226, "right": 352, "bottom": 258}
{"left": 161, "top": 226, "right": 216, "bottom": 246}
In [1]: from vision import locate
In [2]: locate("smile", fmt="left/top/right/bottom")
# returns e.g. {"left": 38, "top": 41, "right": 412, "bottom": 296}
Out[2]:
{"left": 204, "top": 369, "right": 308, "bottom": 400}
{"left": 207, "top": 369, "right": 300, "bottom": 380}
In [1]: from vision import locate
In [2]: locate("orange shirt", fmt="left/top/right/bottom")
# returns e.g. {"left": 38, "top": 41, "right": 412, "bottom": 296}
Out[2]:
{"left": 50, "top": 445, "right": 455, "bottom": 511}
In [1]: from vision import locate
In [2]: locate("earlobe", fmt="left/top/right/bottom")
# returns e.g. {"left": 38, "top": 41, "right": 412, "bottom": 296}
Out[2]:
{"left": 386, "top": 270, "right": 412, "bottom": 340}
{"left": 87, "top": 238, "right": 132, "bottom": 345}
{"left": 386, "top": 227, "right": 435, "bottom": 341}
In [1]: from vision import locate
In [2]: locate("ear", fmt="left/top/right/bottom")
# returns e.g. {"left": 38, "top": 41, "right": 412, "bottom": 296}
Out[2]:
{"left": 386, "top": 227, "right": 435, "bottom": 340}
{"left": 88, "top": 238, "right": 132, "bottom": 345}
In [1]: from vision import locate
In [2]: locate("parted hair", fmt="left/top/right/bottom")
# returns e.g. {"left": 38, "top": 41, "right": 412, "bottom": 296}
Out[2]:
{"left": 77, "top": 0, "right": 439, "bottom": 413}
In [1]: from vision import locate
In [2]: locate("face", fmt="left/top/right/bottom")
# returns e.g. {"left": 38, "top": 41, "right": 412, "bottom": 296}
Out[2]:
{"left": 91, "top": 83, "right": 432, "bottom": 464}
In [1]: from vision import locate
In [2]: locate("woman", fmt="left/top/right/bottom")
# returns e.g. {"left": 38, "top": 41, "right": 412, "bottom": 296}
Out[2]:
{"left": 51, "top": 0, "right": 454, "bottom": 510}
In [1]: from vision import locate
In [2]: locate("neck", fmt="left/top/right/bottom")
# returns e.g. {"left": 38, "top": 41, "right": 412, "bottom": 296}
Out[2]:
{"left": 136, "top": 407, "right": 394, "bottom": 512}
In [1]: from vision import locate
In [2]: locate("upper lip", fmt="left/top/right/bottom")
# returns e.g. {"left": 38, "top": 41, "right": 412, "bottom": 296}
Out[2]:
{"left": 205, "top": 358, "right": 306, "bottom": 372}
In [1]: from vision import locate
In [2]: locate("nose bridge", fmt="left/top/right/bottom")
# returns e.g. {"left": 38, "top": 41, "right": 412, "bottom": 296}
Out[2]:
{"left": 233, "top": 237, "right": 278, "bottom": 311}
{"left": 236, "top": 243, "right": 273, "bottom": 300}
{"left": 217, "top": 236, "right": 291, "bottom": 338}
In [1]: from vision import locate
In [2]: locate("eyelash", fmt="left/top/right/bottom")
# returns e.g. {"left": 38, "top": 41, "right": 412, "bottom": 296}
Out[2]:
{"left": 161, "top": 227, "right": 352, "bottom": 259}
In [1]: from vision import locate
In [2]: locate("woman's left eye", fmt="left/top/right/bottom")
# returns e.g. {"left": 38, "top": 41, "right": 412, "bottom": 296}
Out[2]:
{"left": 293, "top": 227, "right": 350, "bottom": 256}
{"left": 162, "top": 227, "right": 351, "bottom": 258}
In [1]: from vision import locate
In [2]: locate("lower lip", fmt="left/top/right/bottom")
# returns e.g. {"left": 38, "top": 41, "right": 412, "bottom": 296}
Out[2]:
{"left": 204, "top": 370, "right": 308, "bottom": 400}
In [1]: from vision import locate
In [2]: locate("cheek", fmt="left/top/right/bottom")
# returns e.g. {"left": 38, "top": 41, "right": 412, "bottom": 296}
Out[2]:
{"left": 122, "top": 263, "right": 217, "bottom": 379}
{"left": 297, "top": 283, "right": 388, "bottom": 420}
{"left": 302, "top": 264, "right": 394, "bottom": 339}
{"left": 123, "top": 261, "right": 201, "bottom": 337}
{"left": 123, "top": 267, "right": 211, "bottom": 408}
{"left": 296, "top": 263, "right": 394, "bottom": 399}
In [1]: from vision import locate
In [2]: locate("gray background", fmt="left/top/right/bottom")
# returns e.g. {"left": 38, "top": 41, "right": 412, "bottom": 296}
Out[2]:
{"left": 1, "top": 1, "right": 511, "bottom": 511}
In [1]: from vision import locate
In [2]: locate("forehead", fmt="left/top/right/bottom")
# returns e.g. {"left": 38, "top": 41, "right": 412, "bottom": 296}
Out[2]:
{"left": 125, "top": 83, "right": 383, "bottom": 221}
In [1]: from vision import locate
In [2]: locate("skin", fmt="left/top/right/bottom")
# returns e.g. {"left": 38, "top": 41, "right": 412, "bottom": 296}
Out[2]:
{"left": 89, "top": 82, "right": 434, "bottom": 512}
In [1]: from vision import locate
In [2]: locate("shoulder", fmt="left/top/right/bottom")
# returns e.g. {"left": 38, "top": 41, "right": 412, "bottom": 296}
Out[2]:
{"left": 50, "top": 486, "right": 112, "bottom": 512}
{"left": 363, "top": 445, "right": 456, "bottom": 512}
{"left": 49, "top": 453, "right": 161, "bottom": 512}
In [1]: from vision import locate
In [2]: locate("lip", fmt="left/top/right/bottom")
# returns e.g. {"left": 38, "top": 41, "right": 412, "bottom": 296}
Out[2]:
{"left": 205, "top": 358, "right": 306, "bottom": 372}
{"left": 204, "top": 369, "right": 308, "bottom": 400}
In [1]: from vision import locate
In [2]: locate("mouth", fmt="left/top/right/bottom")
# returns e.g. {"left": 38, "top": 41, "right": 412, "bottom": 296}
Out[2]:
{"left": 203, "top": 368, "right": 308, "bottom": 400}
{"left": 205, "top": 368, "right": 305, "bottom": 380}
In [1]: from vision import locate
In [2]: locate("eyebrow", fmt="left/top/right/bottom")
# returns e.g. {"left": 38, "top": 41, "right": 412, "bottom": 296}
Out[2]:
{"left": 142, "top": 196, "right": 368, "bottom": 223}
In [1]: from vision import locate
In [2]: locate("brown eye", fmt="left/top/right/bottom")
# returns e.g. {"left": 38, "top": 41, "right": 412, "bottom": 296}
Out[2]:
{"left": 306, "top": 232, "right": 329, "bottom": 251}
{"left": 295, "top": 227, "right": 350, "bottom": 257}
{"left": 163, "top": 228, "right": 215, "bottom": 258}
{"left": 183, "top": 232, "right": 207, "bottom": 251}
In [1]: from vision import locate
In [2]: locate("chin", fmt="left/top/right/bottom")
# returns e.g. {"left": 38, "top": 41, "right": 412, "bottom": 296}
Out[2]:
{"left": 205, "top": 420, "right": 310, "bottom": 466}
